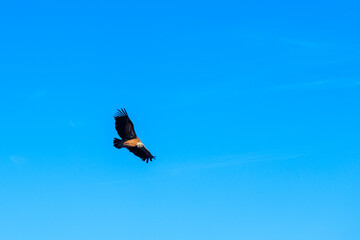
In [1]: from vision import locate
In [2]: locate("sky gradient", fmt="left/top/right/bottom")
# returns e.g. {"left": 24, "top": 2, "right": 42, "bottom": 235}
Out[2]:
{"left": 0, "top": 0, "right": 360, "bottom": 239}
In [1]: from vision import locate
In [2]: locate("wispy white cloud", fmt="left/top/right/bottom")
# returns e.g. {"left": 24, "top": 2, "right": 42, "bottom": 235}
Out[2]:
{"left": 280, "top": 38, "right": 322, "bottom": 48}
{"left": 69, "top": 120, "right": 76, "bottom": 128}
{"left": 183, "top": 78, "right": 360, "bottom": 101}
{"left": 167, "top": 153, "right": 306, "bottom": 172}
{"left": 349, "top": 81, "right": 360, "bottom": 86}
{"left": 28, "top": 89, "right": 48, "bottom": 99}
{"left": 268, "top": 80, "right": 330, "bottom": 92}
{"left": 9, "top": 155, "right": 26, "bottom": 166}
{"left": 263, "top": 78, "right": 360, "bottom": 93}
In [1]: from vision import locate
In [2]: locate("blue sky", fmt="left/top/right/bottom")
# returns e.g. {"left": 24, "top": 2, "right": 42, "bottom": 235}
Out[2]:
{"left": 0, "top": 0, "right": 359, "bottom": 239}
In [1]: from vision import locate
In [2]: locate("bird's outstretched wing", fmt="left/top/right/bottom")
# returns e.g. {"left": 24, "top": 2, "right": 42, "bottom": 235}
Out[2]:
{"left": 114, "top": 108, "right": 137, "bottom": 140}
{"left": 127, "top": 146, "right": 155, "bottom": 163}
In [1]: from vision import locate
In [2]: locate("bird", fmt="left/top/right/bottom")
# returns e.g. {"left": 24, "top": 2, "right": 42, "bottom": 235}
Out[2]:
{"left": 113, "top": 108, "right": 155, "bottom": 163}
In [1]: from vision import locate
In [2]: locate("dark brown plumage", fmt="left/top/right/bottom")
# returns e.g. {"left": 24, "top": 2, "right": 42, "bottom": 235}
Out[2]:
{"left": 113, "top": 108, "right": 155, "bottom": 163}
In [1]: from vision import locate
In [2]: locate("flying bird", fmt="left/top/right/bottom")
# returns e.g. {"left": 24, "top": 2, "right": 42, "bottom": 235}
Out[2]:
{"left": 113, "top": 108, "right": 155, "bottom": 163}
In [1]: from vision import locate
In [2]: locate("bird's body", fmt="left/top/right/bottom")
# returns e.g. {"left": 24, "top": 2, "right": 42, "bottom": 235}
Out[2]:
{"left": 113, "top": 109, "right": 155, "bottom": 163}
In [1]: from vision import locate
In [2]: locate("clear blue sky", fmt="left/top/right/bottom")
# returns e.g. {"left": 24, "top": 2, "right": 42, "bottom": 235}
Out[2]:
{"left": 0, "top": 0, "right": 359, "bottom": 239}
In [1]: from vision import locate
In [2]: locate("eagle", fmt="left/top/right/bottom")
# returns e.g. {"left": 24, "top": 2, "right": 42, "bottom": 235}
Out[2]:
{"left": 113, "top": 108, "right": 155, "bottom": 163}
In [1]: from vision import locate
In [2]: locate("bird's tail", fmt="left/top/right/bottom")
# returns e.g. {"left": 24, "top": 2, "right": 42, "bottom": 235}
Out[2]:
{"left": 113, "top": 138, "right": 124, "bottom": 149}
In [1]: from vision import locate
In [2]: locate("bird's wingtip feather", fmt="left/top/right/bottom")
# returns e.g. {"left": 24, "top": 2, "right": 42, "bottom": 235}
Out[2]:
{"left": 114, "top": 108, "right": 128, "bottom": 117}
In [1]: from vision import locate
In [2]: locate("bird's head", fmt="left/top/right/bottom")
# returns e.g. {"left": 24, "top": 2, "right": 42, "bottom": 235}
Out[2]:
{"left": 136, "top": 142, "right": 145, "bottom": 148}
